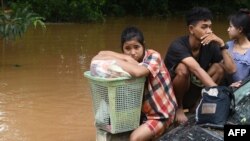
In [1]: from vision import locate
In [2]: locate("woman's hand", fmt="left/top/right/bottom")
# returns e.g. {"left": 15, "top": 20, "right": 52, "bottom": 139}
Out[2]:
{"left": 230, "top": 81, "right": 242, "bottom": 88}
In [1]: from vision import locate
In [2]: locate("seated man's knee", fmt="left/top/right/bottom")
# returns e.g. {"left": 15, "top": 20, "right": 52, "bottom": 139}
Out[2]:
{"left": 209, "top": 63, "right": 225, "bottom": 84}
{"left": 211, "top": 63, "right": 224, "bottom": 75}
{"left": 217, "top": 65, "right": 224, "bottom": 75}
{"left": 175, "top": 63, "right": 190, "bottom": 78}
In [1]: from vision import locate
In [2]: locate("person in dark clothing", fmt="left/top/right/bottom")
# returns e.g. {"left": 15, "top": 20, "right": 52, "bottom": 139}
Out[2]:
{"left": 164, "top": 7, "right": 236, "bottom": 124}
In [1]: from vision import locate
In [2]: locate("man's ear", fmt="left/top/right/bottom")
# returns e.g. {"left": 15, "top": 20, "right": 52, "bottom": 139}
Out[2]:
{"left": 189, "top": 25, "right": 194, "bottom": 35}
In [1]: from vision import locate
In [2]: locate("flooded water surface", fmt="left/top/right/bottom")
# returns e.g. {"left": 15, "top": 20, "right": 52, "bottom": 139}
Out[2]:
{"left": 0, "top": 17, "right": 228, "bottom": 141}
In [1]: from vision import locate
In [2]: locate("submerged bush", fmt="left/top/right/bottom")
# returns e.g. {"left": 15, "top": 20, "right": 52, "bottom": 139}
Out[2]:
{"left": 0, "top": 4, "right": 45, "bottom": 43}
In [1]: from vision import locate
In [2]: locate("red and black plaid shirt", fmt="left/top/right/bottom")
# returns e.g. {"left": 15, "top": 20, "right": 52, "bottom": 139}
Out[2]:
{"left": 140, "top": 49, "right": 177, "bottom": 121}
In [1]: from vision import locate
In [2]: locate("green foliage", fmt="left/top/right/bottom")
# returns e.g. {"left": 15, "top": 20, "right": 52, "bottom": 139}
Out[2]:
{"left": 109, "top": 0, "right": 169, "bottom": 17}
{"left": 68, "top": 0, "right": 106, "bottom": 22}
{"left": 168, "top": 0, "right": 250, "bottom": 16}
{"left": 13, "top": 0, "right": 106, "bottom": 22}
{"left": 4, "top": 0, "right": 250, "bottom": 22}
{"left": 236, "top": 0, "right": 250, "bottom": 9}
{"left": 102, "top": 2, "right": 125, "bottom": 17}
{"left": 0, "top": 5, "right": 46, "bottom": 41}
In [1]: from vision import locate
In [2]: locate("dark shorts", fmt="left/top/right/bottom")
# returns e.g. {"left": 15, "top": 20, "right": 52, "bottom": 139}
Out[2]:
{"left": 168, "top": 65, "right": 176, "bottom": 80}
{"left": 169, "top": 65, "right": 203, "bottom": 109}
{"left": 183, "top": 83, "right": 202, "bottom": 109}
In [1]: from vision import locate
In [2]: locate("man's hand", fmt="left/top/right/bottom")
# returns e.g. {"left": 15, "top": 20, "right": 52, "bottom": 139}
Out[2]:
{"left": 200, "top": 33, "right": 224, "bottom": 47}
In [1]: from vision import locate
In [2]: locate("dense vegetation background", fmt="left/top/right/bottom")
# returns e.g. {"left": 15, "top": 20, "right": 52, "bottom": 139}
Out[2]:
{"left": 1, "top": 0, "right": 250, "bottom": 22}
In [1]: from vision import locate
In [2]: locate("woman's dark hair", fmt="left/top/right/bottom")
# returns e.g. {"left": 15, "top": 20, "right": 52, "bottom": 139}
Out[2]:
{"left": 120, "top": 26, "right": 145, "bottom": 52}
{"left": 229, "top": 9, "right": 250, "bottom": 40}
{"left": 186, "top": 7, "right": 213, "bottom": 26}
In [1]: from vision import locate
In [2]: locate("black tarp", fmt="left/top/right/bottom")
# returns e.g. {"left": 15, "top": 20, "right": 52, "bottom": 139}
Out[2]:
{"left": 228, "top": 94, "right": 250, "bottom": 124}
{"left": 159, "top": 78, "right": 250, "bottom": 141}
{"left": 159, "top": 116, "right": 223, "bottom": 141}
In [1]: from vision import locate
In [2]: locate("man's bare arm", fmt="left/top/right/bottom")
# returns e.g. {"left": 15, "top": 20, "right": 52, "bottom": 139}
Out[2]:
{"left": 201, "top": 33, "right": 236, "bottom": 74}
{"left": 182, "top": 57, "right": 217, "bottom": 87}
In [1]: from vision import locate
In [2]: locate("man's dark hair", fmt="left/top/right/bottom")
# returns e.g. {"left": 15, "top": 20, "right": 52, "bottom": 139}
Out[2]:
{"left": 186, "top": 7, "right": 213, "bottom": 26}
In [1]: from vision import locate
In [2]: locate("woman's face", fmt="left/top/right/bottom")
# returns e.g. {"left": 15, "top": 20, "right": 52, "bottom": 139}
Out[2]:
{"left": 122, "top": 39, "right": 144, "bottom": 62}
{"left": 227, "top": 22, "right": 241, "bottom": 40}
